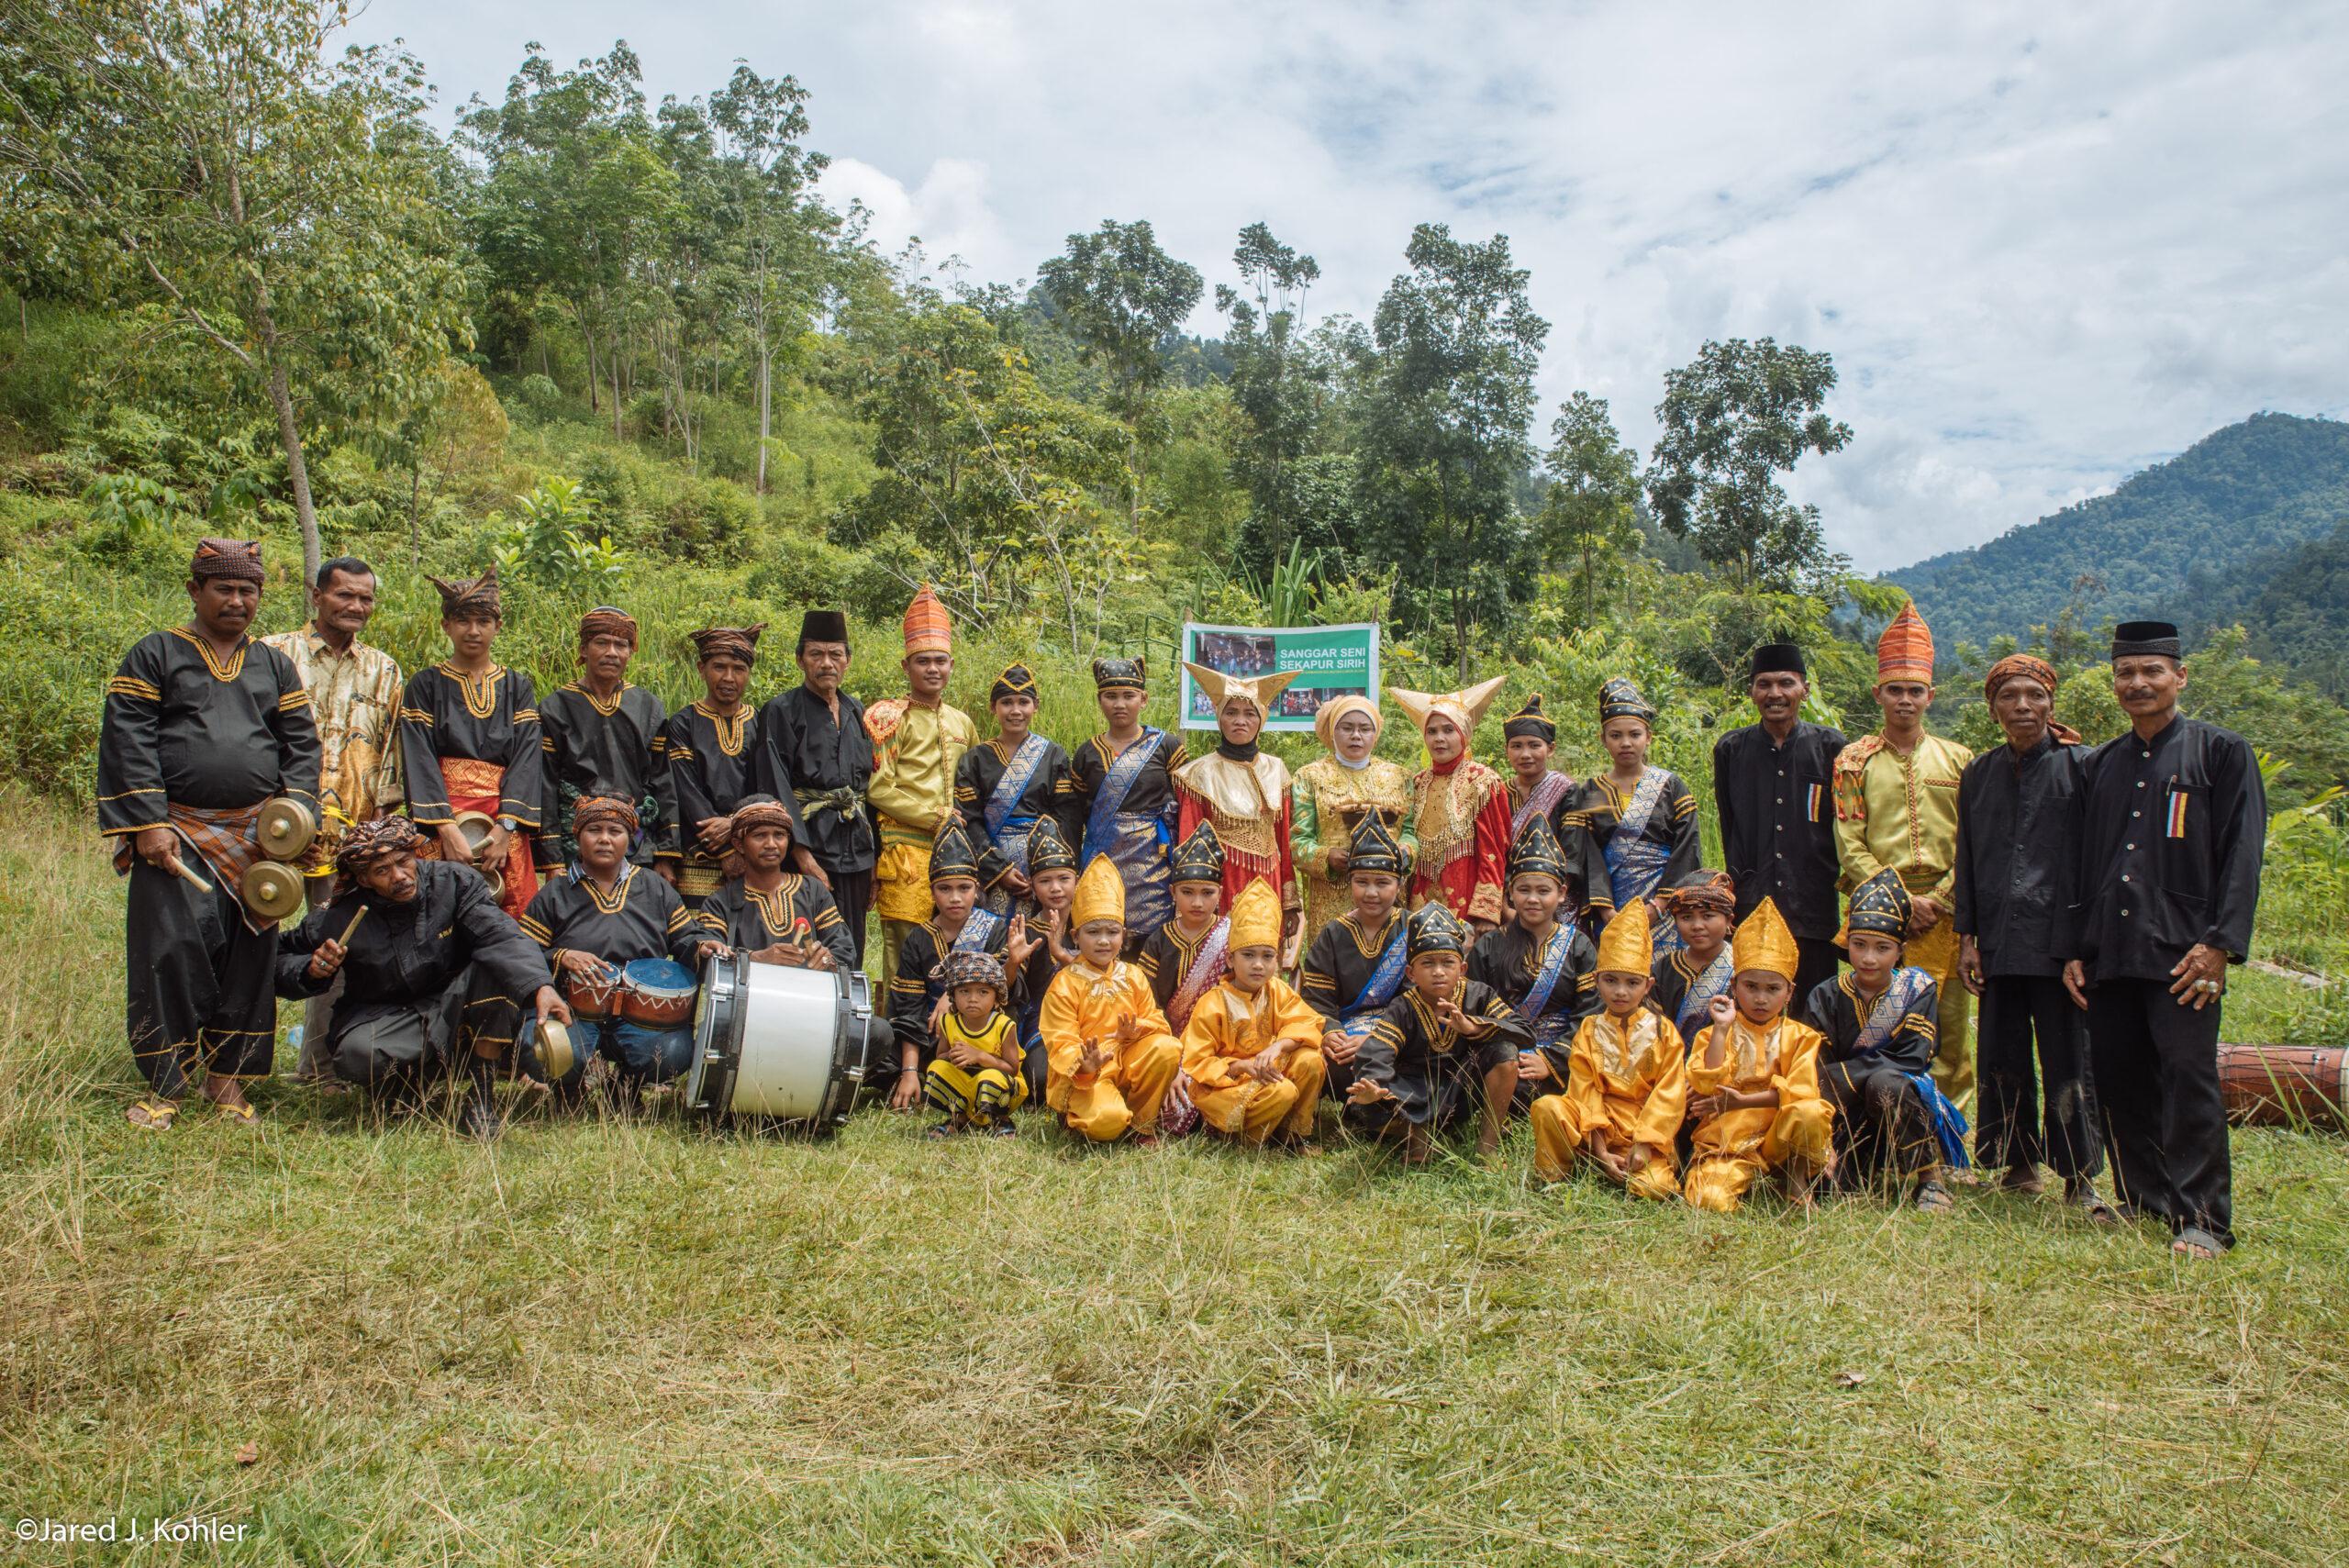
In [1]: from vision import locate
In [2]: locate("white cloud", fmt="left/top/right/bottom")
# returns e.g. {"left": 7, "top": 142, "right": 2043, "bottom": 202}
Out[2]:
{"left": 353, "top": 0, "right": 2349, "bottom": 571}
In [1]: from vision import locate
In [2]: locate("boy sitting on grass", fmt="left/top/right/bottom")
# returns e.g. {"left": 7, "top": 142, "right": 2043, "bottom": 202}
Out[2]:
{"left": 1527, "top": 900, "right": 1685, "bottom": 1199}
{"left": 922, "top": 949, "right": 1024, "bottom": 1139}
{"left": 1137, "top": 821, "right": 1230, "bottom": 1032}
{"left": 1471, "top": 814, "right": 1598, "bottom": 1111}
{"left": 1040, "top": 855, "right": 1182, "bottom": 1144}
{"left": 1651, "top": 870, "right": 1737, "bottom": 1044}
{"left": 1009, "top": 815, "right": 1081, "bottom": 1106}
{"left": 1178, "top": 878, "right": 1329, "bottom": 1151}
{"left": 1299, "top": 812, "right": 1413, "bottom": 1102}
{"left": 1345, "top": 904, "right": 1531, "bottom": 1166}
{"left": 1676, "top": 897, "right": 1834, "bottom": 1212}
{"left": 1803, "top": 868, "right": 1971, "bottom": 1212}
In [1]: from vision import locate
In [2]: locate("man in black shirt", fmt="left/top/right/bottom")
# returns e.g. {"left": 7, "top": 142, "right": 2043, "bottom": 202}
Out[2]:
{"left": 1711, "top": 643, "right": 1846, "bottom": 1000}
{"left": 750, "top": 609, "right": 876, "bottom": 964}
{"left": 2063, "top": 622, "right": 2266, "bottom": 1257}
{"left": 1954, "top": 654, "right": 2104, "bottom": 1207}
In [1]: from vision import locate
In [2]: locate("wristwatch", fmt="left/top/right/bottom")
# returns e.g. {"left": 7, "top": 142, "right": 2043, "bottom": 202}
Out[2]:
{"left": 495, "top": 816, "right": 518, "bottom": 833}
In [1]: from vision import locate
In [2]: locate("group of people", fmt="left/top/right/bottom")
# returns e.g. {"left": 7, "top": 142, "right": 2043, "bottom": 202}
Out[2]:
{"left": 100, "top": 539, "right": 2266, "bottom": 1260}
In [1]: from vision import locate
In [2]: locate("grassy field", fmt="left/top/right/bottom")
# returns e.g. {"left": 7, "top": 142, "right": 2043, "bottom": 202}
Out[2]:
{"left": 5, "top": 789, "right": 2347, "bottom": 1567}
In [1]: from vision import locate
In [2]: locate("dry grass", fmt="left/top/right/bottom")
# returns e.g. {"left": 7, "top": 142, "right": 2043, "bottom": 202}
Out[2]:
{"left": 4, "top": 788, "right": 2347, "bottom": 1566}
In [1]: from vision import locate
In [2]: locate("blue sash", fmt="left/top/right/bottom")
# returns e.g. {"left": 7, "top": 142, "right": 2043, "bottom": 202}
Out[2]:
{"left": 1674, "top": 949, "right": 1735, "bottom": 1041}
{"left": 1510, "top": 771, "right": 1571, "bottom": 839}
{"left": 1341, "top": 920, "right": 1410, "bottom": 1035}
{"left": 1852, "top": 965, "right": 1971, "bottom": 1169}
{"left": 1083, "top": 728, "right": 1164, "bottom": 865}
{"left": 984, "top": 735, "right": 1050, "bottom": 861}
{"left": 1518, "top": 928, "right": 1576, "bottom": 1046}
{"left": 951, "top": 908, "right": 1003, "bottom": 953}
{"left": 1603, "top": 768, "right": 1675, "bottom": 910}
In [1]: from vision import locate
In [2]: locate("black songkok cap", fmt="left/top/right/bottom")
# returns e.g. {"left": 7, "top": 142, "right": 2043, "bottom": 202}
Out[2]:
{"left": 2111, "top": 621, "right": 2183, "bottom": 661}
{"left": 797, "top": 609, "right": 850, "bottom": 651}
{"left": 1749, "top": 643, "right": 1807, "bottom": 681}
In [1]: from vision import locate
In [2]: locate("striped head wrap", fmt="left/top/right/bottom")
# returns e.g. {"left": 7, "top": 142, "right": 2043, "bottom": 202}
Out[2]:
{"left": 578, "top": 606, "right": 639, "bottom": 649}
{"left": 1662, "top": 869, "right": 1737, "bottom": 918}
{"left": 190, "top": 537, "right": 264, "bottom": 584}
{"left": 940, "top": 947, "right": 1008, "bottom": 1000}
{"left": 691, "top": 624, "right": 765, "bottom": 665}
{"left": 570, "top": 795, "right": 640, "bottom": 836}
{"left": 724, "top": 794, "right": 796, "bottom": 851}
{"left": 428, "top": 564, "right": 501, "bottom": 617}
{"left": 336, "top": 815, "right": 420, "bottom": 873}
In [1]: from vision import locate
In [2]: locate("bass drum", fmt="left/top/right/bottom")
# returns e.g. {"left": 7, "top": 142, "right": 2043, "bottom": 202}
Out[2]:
{"left": 683, "top": 951, "right": 893, "bottom": 1134}
{"left": 2217, "top": 1042, "right": 2348, "bottom": 1130}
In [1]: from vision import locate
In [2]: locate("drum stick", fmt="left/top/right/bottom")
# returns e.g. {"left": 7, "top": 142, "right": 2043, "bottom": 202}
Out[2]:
{"left": 168, "top": 856, "right": 214, "bottom": 895}
{"left": 339, "top": 906, "right": 368, "bottom": 945}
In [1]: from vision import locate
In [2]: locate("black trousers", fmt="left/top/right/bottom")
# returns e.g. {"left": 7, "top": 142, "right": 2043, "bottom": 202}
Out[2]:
{"left": 124, "top": 855, "right": 278, "bottom": 1098}
{"left": 2086, "top": 978, "right": 2232, "bottom": 1246}
{"left": 1793, "top": 936, "right": 1843, "bottom": 1006}
{"left": 1976, "top": 974, "right": 2102, "bottom": 1178}
{"left": 1821, "top": 1058, "right": 1935, "bottom": 1181}
{"left": 827, "top": 865, "right": 875, "bottom": 965}
{"left": 328, "top": 972, "right": 473, "bottom": 1093}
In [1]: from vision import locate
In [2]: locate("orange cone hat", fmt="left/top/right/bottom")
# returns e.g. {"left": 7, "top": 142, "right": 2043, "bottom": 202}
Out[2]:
{"left": 1876, "top": 602, "right": 1934, "bottom": 685}
{"left": 1595, "top": 898, "right": 1653, "bottom": 976}
{"left": 902, "top": 584, "right": 952, "bottom": 656}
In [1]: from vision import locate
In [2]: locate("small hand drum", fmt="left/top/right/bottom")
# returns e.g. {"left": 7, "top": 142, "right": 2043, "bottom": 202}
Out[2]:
{"left": 257, "top": 795, "right": 318, "bottom": 862}
{"left": 618, "top": 957, "right": 697, "bottom": 1028}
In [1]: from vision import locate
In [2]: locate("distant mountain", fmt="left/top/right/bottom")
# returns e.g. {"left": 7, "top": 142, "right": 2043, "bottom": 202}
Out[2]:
{"left": 1886, "top": 412, "right": 2349, "bottom": 654}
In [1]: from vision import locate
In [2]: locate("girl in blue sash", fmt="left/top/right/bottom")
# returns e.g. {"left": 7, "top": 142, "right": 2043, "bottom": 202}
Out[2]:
{"left": 1569, "top": 677, "right": 1702, "bottom": 941}
{"left": 954, "top": 662, "right": 1081, "bottom": 920}
{"left": 1801, "top": 867, "right": 1971, "bottom": 1212}
{"left": 1299, "top": 812, "right": 1414, "bottom": 1101}
{"left": 1470, "top": 813, "right": 1599, "bottom": 1112}
{"left": 1071, "top": 656, "right": 1186, "bottom": 955}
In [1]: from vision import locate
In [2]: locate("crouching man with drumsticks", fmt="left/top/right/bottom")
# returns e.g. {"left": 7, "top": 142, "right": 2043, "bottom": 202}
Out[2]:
{"left": 698, "top": 795, "right": 858, "bottom": 972}
{"left": 276, "top": 816, "right": 567, "bottom": 1140}
{"left": 100, "top": 538, "right": 320, "bottom": 1134}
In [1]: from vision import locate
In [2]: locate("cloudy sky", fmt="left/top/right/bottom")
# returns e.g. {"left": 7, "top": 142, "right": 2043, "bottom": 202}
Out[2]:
{"left": 350, "top": 1, "right": 2349, "bottom": 573}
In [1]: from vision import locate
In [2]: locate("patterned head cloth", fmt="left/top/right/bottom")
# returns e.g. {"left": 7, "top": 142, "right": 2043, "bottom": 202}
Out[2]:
{"left": 336, "top": 814, "right": 420, "bottom": 874}
{"left": 1595, "top": 898, "right": 1653, "bottom": 976}
{"left": 189, "top": 537, "right": 264, "bottom": 584}
{"left": 1344, "top": 811, "right": 1409, "bottom": 879}
{"left": 1227, "top": 877, "right": 1284, "bottom": 951}
{"left": 1598, "top": 676, "right": 1657, "bottom": 726}
{"left": 1502, "top": 693, "right": 1556, "bottom": 743}
{"left": 797, "top": 609, "right": 849, "bottom": 651}
{"left": 1983, "top": 653, "right": 2083, "bottom": 743}
{"left": 1748, "top": 643, "right": 1807, "bottom": 681}
{"left": 1876, "top": 602, "right": 1935, "bottom": 684}
{"left": 991, "top": 662, "right": 1039, "bottom": 705}
{"left": 428, "top": 563, "right": 501, "bottom": 617}
{"left": 691, "top": 624, "right": 765, "bottom": 665}
{"left": 1024, "top": 814, "right": 1077, "bottom": 874}
{"left": 902, "top": 584, "right": 952, "bottom": 656}
{"left": 1185, "top": 661, "right": 1301, "bottom": 720}
{"left": 1506, "top": 812, "right": 1568, "bottom": 885}
{"left": 570, "top": 795, "right": 640, "bottom": 837}
{"left": 578, "top": 606, "right": 638, "bottom": 649}
{"left": 1844, "top": 867, "right": 1913, "bottom": 940}
{"left": 1092, "top": 655, "right": 1147, "bottom": 691}
{"left": 1169, "top": 820, "right": 1226, "bottom": 886}
{"left": 940, "top": 947, "right": 1008, "bottom": 1001}
{"left": 1388, "top": 676, "right": 1508, "bottom": 743}
{"left": 2111, "top": 620, "right": 2183, "bottom": 661}
{"left": 929, "top": 817, "right": 983, "bottom": 884}
{"left": 1406, "top": 901, "right": 1471, "bottom": 961}
{"left": 1312, "top": 693, "right": 1384, "bottom": 752}
{"left": 724, "top": 794, "right": 796, "bottom": 851}
{"left": 1071, "top": 851, "right": 1126, "bottom": 929}
{"left": 1662, "top": 868, "right": 1738, "bottom": 918}
{"left": 1730, "top": 896, "right": 1801, "bottom": 983}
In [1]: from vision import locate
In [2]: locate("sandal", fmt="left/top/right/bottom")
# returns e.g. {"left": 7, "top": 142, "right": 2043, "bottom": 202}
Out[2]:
{"left": 2170, "top": 1226, "right": 2224, "bottom": 1261}
{"left": 124, "top": 1098, "right": 178, "bottom": 1132}
{"left": 2002, "top": 1164, "right": 2046, "bottom": 1195}
{"left": 1913, "top": 1180, "right": 1954, "bottom": 1214}
{"left": 215, "top": 1099, "right": 260, "bottom": 1129}
{"left": 924, "top": 1119, "right": 963, "bottom": 1140}
{"left": 2068, "top": 1182, "right": 2120, "bottom": 1224}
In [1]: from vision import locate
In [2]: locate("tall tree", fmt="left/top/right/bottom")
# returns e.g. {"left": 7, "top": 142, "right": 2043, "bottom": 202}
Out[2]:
{"left": 1354, "top": 224, "right": 1550, "bottom": 678}
{"left": 1036, "top": 218, "right": 1202, "bottom": 425}
{"left": 1535, "top": 392, "right": 1642, "bottom": 624}
{"left": 1645, "top": 337, "right": 1854, "bottom": 592}
{"left": 0, "top": 0, "right": 470, "bottom": 584}
{"left": 709, "top": 63, "right": 829, "bottom": 496}
{"left": 1216, "top": 222, "right": 1335, "bottom": 577}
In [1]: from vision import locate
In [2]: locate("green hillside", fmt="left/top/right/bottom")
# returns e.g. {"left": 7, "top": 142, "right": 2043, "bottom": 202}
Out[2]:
{"left": 1889, "top": 412, "right": 2349, "bottom": 655}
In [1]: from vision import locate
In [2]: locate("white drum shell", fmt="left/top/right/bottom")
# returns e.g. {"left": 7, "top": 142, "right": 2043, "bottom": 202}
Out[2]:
{"left": 729, "top": 962, "right": 849, "bottom": 1118}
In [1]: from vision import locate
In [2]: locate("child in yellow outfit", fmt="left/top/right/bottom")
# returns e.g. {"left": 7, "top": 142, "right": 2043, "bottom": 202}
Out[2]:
{"left": 1529, "top": 900, "right": 1685, "bottom": 1198}
{"left": 1039, "top": 854, "right": 1182, "bottom": 1143}
{"left": 922, "top": 948, "right": 1025, "bottom": 1137}
{"left": 1673, "top": 897, "right": 1834, "bottom": 1212}
{"left": 1179, "top": 878, "right": 1329, "bottom": 1150}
